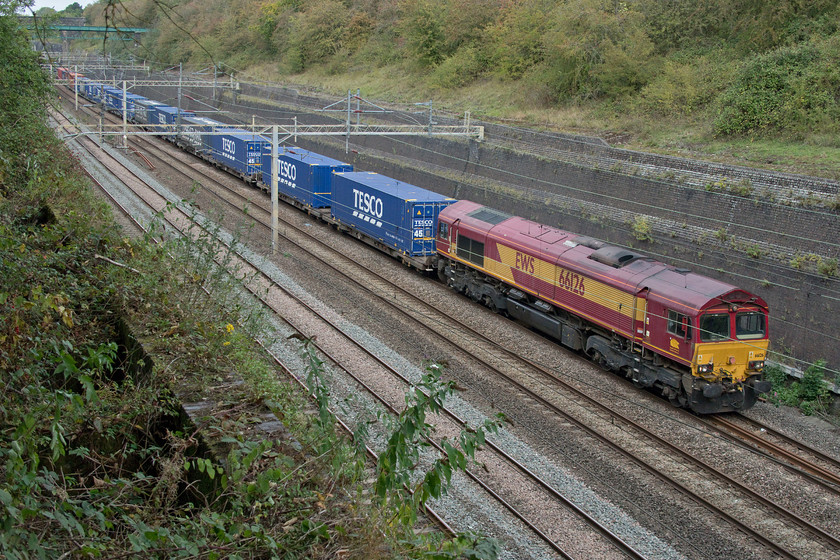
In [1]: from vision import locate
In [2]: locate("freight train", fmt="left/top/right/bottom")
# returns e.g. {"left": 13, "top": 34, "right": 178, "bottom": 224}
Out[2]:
{"left": 59, "top": 69, "right": 772, "bottom": 413}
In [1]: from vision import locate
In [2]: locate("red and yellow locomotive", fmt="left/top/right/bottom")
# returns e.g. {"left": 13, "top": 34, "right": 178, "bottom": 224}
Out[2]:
{"left": 436, "top": 200, "right": 770, "bottom": 413}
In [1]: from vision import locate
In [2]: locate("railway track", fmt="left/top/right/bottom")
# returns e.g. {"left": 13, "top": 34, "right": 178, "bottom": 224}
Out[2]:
{"left": 707, "top": 414, "right": 840, "bottom": 491}
{"left": 126, "top": 119, "right": 840, "bottom": 560}
{"left": 57, "top": 89, "right": 840, "bottom": 560}
{"left": 54, "top": 103, "right": 645, "bottom": 559}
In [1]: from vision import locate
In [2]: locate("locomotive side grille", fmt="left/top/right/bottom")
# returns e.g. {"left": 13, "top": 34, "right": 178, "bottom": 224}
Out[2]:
{"left": 457, "top": 235, "right": 485, "bottom": 266}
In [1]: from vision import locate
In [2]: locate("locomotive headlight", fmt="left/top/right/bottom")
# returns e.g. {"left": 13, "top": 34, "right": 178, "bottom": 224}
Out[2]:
{"left": 697, "top": 363, "right": 714, "bottom": 374}
{"left": 748, "top": 360, "right": 765, "bottom": 371}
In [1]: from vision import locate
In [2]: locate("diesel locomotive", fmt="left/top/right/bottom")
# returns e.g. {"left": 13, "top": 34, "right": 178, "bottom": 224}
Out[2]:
{"left": 435, "top": 200, "right": 771, "bottom": 413}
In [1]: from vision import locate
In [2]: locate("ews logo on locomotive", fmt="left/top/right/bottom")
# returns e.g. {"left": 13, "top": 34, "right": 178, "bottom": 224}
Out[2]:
{"left": 515, "top": 252, "right": 535, "bottom": 274}
{"left": 513, "top": 250, "right": 586, "bottom": 296}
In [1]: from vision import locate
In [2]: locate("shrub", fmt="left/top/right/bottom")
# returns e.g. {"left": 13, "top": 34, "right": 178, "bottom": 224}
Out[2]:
{"left": 287, "top": 0, "right": 350, "bottom": 69}
{"left": 631, "top": 215, "right": 653, "bottom": 242}
{"left": 713, "top": 41, "right": 840, "bottom": 136}
{"left": 485, "top": 7, "right": 544, "bottom": 79}
{"left": 536, "top": 0, "right": 657, "bottom": 100}
{"left": 399, "top": 0, "right": 450, "bottom": 67}
{"left": 818, "top": 257, "right": 838, "bottom": 278}
{"left": 638, "top": 59, "right": 709, "bottom": 116}
{"left": 431, "top": 45, "right": 486, "bottom": 88}
{"left": 765, "top": 360, "right": 832, "bottom": 415}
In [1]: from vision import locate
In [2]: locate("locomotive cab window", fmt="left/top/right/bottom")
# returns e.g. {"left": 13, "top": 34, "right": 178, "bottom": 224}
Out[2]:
{"left": 667, "top": 310, "right": 690, "bottom": 339}
{"left": 736, "top": 311, "right": 766, "bottom": 340}
{"left": 438, "top": 222, "right": 449, "bottom": 239}
{"left": 699, "top": 313, "right": 730, "bottom": 342}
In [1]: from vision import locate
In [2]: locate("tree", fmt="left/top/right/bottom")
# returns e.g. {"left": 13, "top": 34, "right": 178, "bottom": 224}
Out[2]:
{"left": 0, "top": 0, "right": 54, "bottom": 192}
{"left": 485, "top": 0, "right": 551, "bottom": 79}
{"left": 398, "top": 0, "right": 449, "bottom": 67}
{"left": 62, "top": 2, "right": 84, "bottom": 16}
{"left": 286, "top": 0, "right": 350, "bottom": 70}
{"left": 541, "top": 0, "right": 655, "bottom": 100}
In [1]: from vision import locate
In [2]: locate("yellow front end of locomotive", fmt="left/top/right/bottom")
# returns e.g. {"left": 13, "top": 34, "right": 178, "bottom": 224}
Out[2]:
{"left": 693, "top": 340, "right": 770, "bottom": 383}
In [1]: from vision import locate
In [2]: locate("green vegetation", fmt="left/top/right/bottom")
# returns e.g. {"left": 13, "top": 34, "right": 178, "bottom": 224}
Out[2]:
{"left": 788, "top": 252, "right": 838, "bottom": 277}
{"left": 373, "top": 363, "right": 504, "bottom": 529}
{"left": 25, "top": 1, "right": 85, "bottom": 17}
{"left": 1, "top": 3, "right": 501, "bottom": 556}
{"left": 631, "top": 215, "right": 653, "bottom": 242}
{"left": 713, "top": 39, "right": 840, "bottom": 137}
{"left": 818, "top": 257, "right": 838, "bottom": 278}
{"left": 764, "top": 361, "right": 833, "bottom": 416}
{"left": 704, "top": 178, "right": 754, "bottom": 197}
{"left": 72, "top": 0, "right": 840, "bottom": 176}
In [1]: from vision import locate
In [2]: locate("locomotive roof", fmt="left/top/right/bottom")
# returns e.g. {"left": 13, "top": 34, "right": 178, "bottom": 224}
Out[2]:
{"left": 441, "top": 200, "right": 766, "bottom": 314}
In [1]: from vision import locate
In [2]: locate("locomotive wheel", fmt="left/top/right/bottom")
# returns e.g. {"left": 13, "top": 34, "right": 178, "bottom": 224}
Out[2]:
{"left": 484, "top": 296, "right": 498, "bottom": 314}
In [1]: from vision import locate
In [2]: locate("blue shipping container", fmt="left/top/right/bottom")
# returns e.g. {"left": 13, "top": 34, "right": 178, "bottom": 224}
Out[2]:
{"left": 101, "top": 87, "right": 121, "bottom": 110}
{"left": 125, "top": 94, "right": 146, "bottom": 121}
{"left": 210, "top": 131, "right": 269, "bottom": 177}
{"left": 150, "top": 106, "right": 196, "bottom": 139}
{"left": 181, "top": 116, "right": 225, "bottom": 155}
{"left": 84, "top": 82, "right": 104, "bottom": 102}
{"left": 260, "top": 146, "right": 353, "bottom": 208}
{"left": 331, "top": 172, "right": 456, "bottom": 256}
{"left": 133, "top": 98, "right": 169, "bottom": 125}
{"left": 150, "top": 105, "right": 196, "bottom": 126}
{"left": 106, "top": 92, "right": 144, "bottom": 120}
{"left": 104, "top": 88, "right": 120, "bottom": 110}
{"left": 73, "top": 77, "right": 89, "bottom": 96}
